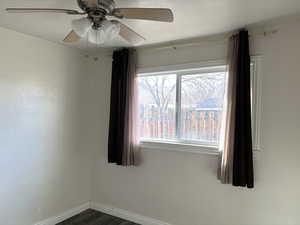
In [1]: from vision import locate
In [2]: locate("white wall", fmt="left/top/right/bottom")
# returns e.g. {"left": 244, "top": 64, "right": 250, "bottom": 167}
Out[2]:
{"left": 1, "top": 16, "right": 300, "bottom": 225}
{"left": 88, "top": 19, "right": 300, "bottom": 225}
{"left": 0, "top": 27, "right": 91, "bottom": 225}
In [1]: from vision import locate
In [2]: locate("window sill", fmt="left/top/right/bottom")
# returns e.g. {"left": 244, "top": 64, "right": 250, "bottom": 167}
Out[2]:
{"left": 139, "top": 140, "right": 220, "bottom": 156}
{"left": 140, "top": 140, "right": 261, "bottom": 160}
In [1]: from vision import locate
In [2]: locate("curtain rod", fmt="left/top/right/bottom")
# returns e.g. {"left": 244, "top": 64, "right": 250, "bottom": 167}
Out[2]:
{"left": 137, "top": 29, "right": 278, "bottom": 52}
{"left": 100, "top": 29, "right": 278, "bottom": 58}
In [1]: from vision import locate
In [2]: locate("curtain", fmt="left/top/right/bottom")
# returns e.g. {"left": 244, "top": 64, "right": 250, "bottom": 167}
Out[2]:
{"left": 218, "top": 30, "right": 254, "bottom": 188}
{"left": 108, "top": 48, "right": 140, "bottom": 166}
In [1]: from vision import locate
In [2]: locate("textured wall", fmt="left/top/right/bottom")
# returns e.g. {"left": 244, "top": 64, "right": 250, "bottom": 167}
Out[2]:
{"left": 89, "top": 19, "right": 300, "bottom": 225}
{"left": 1, "top": 15, "right": 300, "bottom": 225}
{"left": 0, "top": 27, "right": 91, "bottom": 225}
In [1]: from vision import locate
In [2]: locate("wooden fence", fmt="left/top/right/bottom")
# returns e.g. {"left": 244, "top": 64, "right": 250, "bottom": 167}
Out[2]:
{"left": 139, "top": 106, "right": 223, "bottom": 143}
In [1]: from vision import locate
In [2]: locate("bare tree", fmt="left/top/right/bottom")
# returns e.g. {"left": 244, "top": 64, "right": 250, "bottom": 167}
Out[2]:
{"left": 139, "top": 76, "right": 176, "bottom": 137}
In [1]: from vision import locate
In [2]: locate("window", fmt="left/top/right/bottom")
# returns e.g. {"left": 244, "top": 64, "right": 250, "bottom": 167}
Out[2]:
{"left": 138, "top": 59, "right": 261, "bottom": 154}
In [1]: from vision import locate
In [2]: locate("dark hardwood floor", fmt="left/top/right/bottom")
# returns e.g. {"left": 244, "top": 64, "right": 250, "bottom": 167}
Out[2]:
{"left": 56, "top": 209, "right": 140, "bottom": 225}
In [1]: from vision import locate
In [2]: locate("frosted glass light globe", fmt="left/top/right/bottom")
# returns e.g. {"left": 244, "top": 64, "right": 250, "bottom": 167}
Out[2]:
{"left": 87, "top": 28, "right": 105, "bottom": 44}
{"left": 72, "top": 18, "right": 92, "bottom": 37}
{"left": 102, "top": 20, "right": 121, "bottom": 40}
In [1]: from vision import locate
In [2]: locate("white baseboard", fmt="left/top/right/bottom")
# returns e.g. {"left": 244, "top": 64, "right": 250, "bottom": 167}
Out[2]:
{"left": 90, "top": 202, "right": 172, "bottom": 225}
{"left": 34, "top": 202, "right": 90, "bottom": 225}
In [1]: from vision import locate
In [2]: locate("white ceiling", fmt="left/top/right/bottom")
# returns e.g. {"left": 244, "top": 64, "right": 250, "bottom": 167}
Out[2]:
{"left": 1, "top": 0, "right": 300, "bottom": 51}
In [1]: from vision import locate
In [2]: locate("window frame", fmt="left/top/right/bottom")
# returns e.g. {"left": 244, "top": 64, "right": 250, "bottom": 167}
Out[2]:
{"left": 138, "top": 57, "right": 262, "bottom": 155}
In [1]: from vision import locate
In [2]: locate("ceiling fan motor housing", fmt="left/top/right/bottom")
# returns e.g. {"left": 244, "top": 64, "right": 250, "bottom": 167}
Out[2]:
{"left": 77, "top": 0, "right": 116, "bottom": 29}
{"left": 77, "top": 0, "right": 115, "bottom": 13}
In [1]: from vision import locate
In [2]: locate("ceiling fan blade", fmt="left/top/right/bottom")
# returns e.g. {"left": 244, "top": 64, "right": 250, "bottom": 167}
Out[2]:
{"left": 112, "top": 8, "right": 174, "bottom": 22}
{"left": 118, "top": 22, "right": 145, "bottom": 45}
{"left": 6, "top": 8, "right": 86, "bottom": 15}
{"left": 63, "top": 30, "right": 81, "bottom": 43}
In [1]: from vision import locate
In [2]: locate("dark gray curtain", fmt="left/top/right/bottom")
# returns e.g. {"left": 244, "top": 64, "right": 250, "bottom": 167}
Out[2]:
{"left": 232, "top": 30, "right": 254, "bottom": 188}
{"left": 219, "top": 30, "right": 254, "bottom": 188}
{"left": 108, "top": 48, "right": 139, "bottom": 166}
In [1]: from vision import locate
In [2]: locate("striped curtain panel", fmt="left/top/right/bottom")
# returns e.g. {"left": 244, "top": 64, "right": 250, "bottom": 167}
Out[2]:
{"left": 218, "top": 30, "right": 254, "bottom": 188}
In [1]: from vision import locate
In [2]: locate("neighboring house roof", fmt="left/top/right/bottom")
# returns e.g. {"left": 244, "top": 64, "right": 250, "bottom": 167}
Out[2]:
{"left": 197, "top": 98, "right": 223, "bottom": 109}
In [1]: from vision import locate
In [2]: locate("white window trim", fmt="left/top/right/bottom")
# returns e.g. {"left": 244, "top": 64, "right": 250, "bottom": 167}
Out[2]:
{"left": 137, "top": 57, "right": 262, "bottom": 155}
{"left": 250, "top": 56, "right": 263, "bottom": 152}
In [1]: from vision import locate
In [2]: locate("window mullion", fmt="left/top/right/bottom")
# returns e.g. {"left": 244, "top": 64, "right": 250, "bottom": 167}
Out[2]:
{"left": 175, "top": 74, "right": 182, "bottom": 139}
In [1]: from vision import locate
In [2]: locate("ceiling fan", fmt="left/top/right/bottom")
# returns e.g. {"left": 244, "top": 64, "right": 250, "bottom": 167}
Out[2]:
{"left": 6, "top": 0, "right": 174, "bottom": 45}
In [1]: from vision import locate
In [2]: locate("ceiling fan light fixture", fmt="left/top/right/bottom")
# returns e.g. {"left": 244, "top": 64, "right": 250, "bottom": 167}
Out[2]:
{"left": 87, "top": 20, "right": 120, "bottom": 44}
{"left": 72, "top": 18, "right": 92, "bottom": 37}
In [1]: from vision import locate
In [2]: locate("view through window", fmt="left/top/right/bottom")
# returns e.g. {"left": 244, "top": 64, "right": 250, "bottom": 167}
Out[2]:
{"left": 138, "top": 66, "right": 227, "bottom": 145}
